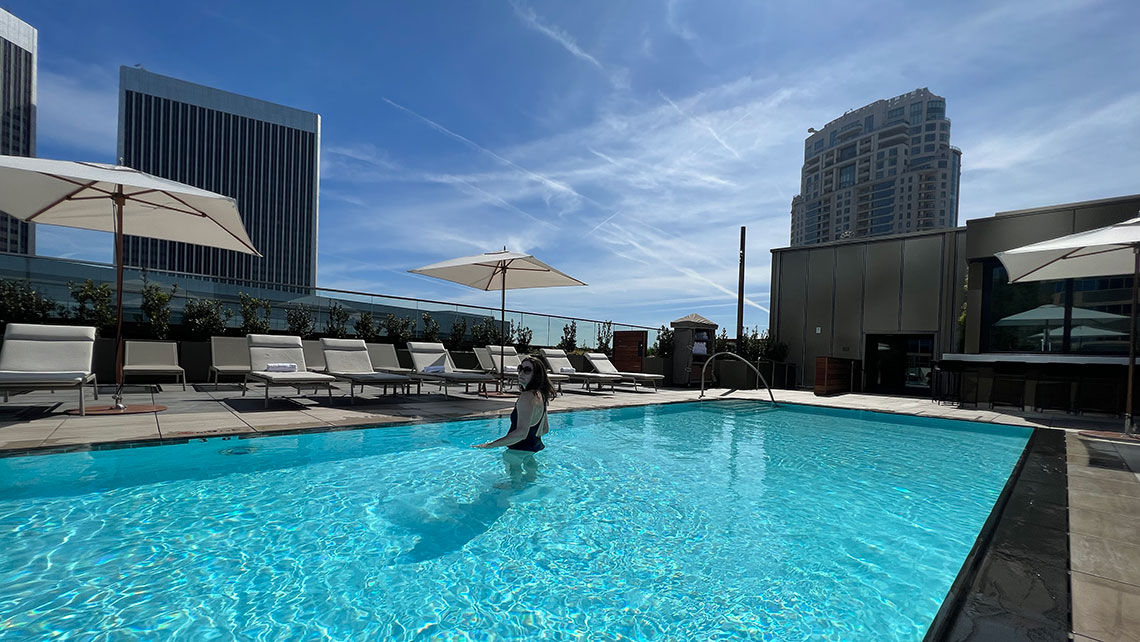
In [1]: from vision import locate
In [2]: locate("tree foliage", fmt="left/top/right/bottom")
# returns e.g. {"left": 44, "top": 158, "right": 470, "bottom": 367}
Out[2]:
{"left": 238, "top": 293, "right": 272, "bottom": 335}
{"left": 0, "top": 278, "right": 56, "bottom": 328}
{"left": 515, "top": 326, "right": 533, "bottom": 353}
{"left": 384, "top": 313, "right": 414, "bottom": 347}
{"left": 140, "top": 278, "right": 178, "bottom": 340}
{"left": 286, "top": 304, "right": 316, "bottom": 338}
{"left": 68, "top": 279, "right": 115, "bottom": 335}
{"left": 182, "top": 298, "right": 232, "bottom": 340}
{"left": 421, "top": 312, "right": 440, "bottom": 342}
{"left": 354, "top": 311, "right": 379, "bottom": 342}
{"left": 447, "top": 317, "right": 469, "bottom": 350}
{"left": 325, "top": 302, "right": 350, "bottom": 338}
{"left": 556, "top": 320, "right": 577, "bottom": 352}
{"left": 595, "top": 321, "right": 613, "bottom": 356}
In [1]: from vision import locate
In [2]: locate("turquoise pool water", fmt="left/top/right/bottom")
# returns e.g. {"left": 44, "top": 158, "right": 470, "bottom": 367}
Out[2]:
{"left": 0, "top": 401, "right": 1031, "bottom": 640}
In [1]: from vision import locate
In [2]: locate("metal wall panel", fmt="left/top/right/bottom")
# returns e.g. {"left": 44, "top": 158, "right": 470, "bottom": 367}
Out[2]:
{"left": 901, "top": 235, "right": 944, "bottom": 331}
{"left": 833, "top": 244, "right": 865, "bottom": 358}
{"left": 864, "top": 241, "right": 902, "bottom": 332}
{"left": 777, "top": 251, "right": 808, "bottom": 382}
{"left": 804, "top": 249, "right": 836, "bottom": 385}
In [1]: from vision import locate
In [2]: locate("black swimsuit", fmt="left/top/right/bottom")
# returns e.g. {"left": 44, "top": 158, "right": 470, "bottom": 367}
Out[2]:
{"left": 507, "top": 405, "right": 546, "bottom": 453}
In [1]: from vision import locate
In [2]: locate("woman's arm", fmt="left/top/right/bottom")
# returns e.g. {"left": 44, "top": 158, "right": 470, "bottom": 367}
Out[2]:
{"left": 473, "top": 392, "right": 542, "bottom": 448}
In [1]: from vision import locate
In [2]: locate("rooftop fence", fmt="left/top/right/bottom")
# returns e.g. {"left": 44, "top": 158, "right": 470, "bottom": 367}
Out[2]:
{"left": 0, "top": 252, "right": 659, "bottom": 349}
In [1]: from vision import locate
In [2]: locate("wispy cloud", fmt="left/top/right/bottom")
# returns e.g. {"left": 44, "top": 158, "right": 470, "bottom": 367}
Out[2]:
{"left": 508, "top": 0, "right": 629, "bottom": 89}
{"left": 36, "top": 65, "right": 119, "bottom": 159}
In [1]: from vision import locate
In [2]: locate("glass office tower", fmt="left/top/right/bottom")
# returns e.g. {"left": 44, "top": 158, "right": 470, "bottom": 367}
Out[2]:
{"left": 118, "top": 67, "right": 320, "bottom": 290}
{"left": 0, "top": 9, "right": 37, "bottom": 254}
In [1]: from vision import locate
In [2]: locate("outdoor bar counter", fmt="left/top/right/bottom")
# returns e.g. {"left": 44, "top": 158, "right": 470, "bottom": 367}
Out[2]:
{"left": 935, "top": 353, "right": 1136, "bottom": 414}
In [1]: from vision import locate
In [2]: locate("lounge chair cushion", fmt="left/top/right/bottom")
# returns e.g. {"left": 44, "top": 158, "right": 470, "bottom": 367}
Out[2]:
{"left": 122, "top": 365, "right": 185, "bottom": 374}
{"left": 338, "top": 372, "right": 410, "bottom": 384}
{"left": 0, "top": 370, "right": 93, "bottom": 385}
{"left": 248, "top": 371, "right": 335, "bottom": 383}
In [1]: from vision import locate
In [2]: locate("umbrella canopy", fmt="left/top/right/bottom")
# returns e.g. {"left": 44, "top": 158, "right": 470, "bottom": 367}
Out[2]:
{"left": 410, "top": 250, "right": 586, "bottom": 291}
{"left": 995, "top": 215, "right": 1140, "bottom": 433}
{"left": 995, "top": 216, "right": 1140, "bottom": 283}
{"left": 0, "top": 155, "right": 260, "bottom": 412}
{"left": 0, "top": 156, "right": 258, "bottom": 254}
{"left": 995, "top": 304, "right": 1127, "bottom": 326}
{"left": 410, "top": 250, "right": 586, "bottom": 386}
{"left": 1031, "top": 325, "right": 1127, "bottom": 340}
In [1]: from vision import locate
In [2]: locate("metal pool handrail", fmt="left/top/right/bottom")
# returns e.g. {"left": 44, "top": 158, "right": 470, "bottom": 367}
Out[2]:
{"left": 698, "top": 352, "right": 777, "bottom": 405}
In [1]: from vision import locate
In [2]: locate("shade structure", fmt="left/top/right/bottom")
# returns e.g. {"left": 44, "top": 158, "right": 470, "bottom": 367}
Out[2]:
{"left": 410, "top": 250, "right": 586, "bottom": 383}
{"left": 995, "top": 304, "right": 1128, "bottom": 326}
{"left": 0, "top": 155, "right": 260, "bottom": 412}
{"left": 995, "top": 216, "right": 1140, "bottom": 433}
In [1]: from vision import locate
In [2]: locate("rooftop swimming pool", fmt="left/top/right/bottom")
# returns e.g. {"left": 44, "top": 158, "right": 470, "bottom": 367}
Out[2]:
{"left": 0, "top": 401, "right": 1031, "bottom": 640}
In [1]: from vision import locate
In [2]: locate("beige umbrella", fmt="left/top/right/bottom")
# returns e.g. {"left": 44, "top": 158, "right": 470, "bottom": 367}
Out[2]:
{"left": 409, "top": 250, "right": 586, "bottom": 382}
{"left": 0, "top": 155, "right": 260, "bottom": 413}
{"left": 996, "top": 216, "right": 1140, "bottom": 433}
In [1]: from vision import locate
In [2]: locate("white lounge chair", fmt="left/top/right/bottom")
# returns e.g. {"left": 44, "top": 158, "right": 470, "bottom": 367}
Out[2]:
{"left": 321, "top": 338, "right": 415, "bottom": 403}
{"left": 366, "top": 343, "right": 416, "bottom": 376}
{"left": 406, "top": 341, "right": 499, "bottom": 397}
{"left": 584, "top": 352, "right": 664, "bottom": 391}
{"left": 301, "top": 339, "right": 327, "bottom": 372}
{"left": 210, "top": 336, "right": 251, "bottom": 388}
{"left": 539, "top": 348, "right": 622, "bottom": 392}
{"left": 485, "top": 345, "right": 568, "bottom": 392}
{"left": 123, "top": 340, "right": 186, "bottom": 391}
{"left": 243, "top": 334, "right": 336, "bottom": 408}
{"left": 0, "top": 323, "right": 98, "bottom": 415}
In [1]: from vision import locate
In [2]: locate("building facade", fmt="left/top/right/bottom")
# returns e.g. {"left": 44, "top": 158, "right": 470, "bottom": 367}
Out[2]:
{"left": 770, "top": 227, "right": 966, "bottom": 393}
{"left": 789, "top": 88, "right": 961, "bottom": 247}
{"left": 771, "top": 194, "right": 1140, "bottom": 404}
{"left": 0, "top": 9, "right": 37, "bottom": 255}
{"left": 117, "top": 67, "right": 320, "bottom": 290}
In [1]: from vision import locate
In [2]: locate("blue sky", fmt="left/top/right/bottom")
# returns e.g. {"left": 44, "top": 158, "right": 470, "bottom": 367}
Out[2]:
{"left": 8, "top": 0, "right": 1140, "bottom": 332}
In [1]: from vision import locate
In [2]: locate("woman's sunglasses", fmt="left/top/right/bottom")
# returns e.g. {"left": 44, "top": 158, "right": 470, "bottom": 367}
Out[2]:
{"left": 518, "top": 365, "right": 535, "bottom": 374}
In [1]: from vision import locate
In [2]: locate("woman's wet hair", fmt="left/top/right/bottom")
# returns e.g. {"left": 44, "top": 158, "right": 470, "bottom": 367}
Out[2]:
{"left": 518, "top": 356, "right": 556, "bottom": 403}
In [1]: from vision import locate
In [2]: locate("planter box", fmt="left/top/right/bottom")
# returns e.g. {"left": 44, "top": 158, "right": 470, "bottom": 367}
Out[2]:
{"left": 642, "top": 356, "right": 672, "bottom": 385}
{"left": 716, "top": 360, "right": 760, "bottom": 389}
{"left": 179, "top": 341, "right": 212, "bottom": 383}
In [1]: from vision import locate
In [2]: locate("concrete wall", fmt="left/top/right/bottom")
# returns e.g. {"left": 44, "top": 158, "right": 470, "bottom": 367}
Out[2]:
{"left": 963, "top": 194, "right": 1140, "bottom": 353}
{"left": 771, "top": 228, "right": 965, "bottom": 388}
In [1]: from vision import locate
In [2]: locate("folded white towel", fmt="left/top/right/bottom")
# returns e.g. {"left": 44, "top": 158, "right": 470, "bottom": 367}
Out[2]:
{"left": 424, "top": 365, "right": 445, "bottom": 374}
{"left": 560, "top": 366, "right": 576, "bottom": 373}
{"left": 503, "top": 365, "right": 518, "bottom": 374}
{"left": 266, "top": 363, "right": 297, "bottom": 372}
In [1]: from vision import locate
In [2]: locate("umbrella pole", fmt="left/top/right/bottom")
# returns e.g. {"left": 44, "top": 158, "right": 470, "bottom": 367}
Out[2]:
{"left": 500, "top": 267, "right": 506, "bottom": 388}
{"left": 1127, "top": 245, "right": 1139, "bottom": 434}
{"left": 113, "top": 188, "right": 126, "bottom": 410}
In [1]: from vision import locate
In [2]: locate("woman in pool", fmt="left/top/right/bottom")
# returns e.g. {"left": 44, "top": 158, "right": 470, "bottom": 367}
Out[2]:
{"left": 473, "top": 356, "right": 555, "bottom": 452}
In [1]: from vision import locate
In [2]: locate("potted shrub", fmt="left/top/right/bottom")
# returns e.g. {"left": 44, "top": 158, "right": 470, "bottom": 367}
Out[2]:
{"left": 324, "top": 301, "right": 350, "bottom": 338}
{"left": 286, "top": 304, "right": 316, "bottom": 338}
{"left": 353, "top": 311, "right": 380, "bottom": 343}
{"left": 179, "top": 297, "right": 233, "bottom": 382}
{"left": 238, "top": 293, "right": 271, "bottom": 335}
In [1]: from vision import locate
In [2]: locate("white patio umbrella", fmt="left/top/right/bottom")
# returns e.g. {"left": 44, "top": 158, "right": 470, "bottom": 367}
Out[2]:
{"left": 995, "top": 304, "right": 1128, "bottom": 351}
{"left": 409, "top": 250, "right": 586, "bottom": 382}
{"left": 995, "top": 216, "right": 1140, "bottom": 432}
{"left": 0, "top": 155, "right": 260, "bottom": 413}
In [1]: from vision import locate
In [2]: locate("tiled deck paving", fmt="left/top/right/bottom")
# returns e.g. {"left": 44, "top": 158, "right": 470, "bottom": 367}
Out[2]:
{"left": 2, "top": 382, "right": 1139, "bottom": 640}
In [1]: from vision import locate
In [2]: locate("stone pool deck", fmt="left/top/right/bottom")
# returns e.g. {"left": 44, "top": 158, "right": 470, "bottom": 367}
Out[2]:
{"left": 2, "top": 382, "right": 1138, "bottom": 641}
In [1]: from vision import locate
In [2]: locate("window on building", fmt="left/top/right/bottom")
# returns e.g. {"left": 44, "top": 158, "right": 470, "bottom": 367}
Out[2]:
{"left": 924, "top": 144, "right": 935, "bottom": 152}
{"left": 864, "top": 115, "right": 874, "bottom": 132}
{"left": 888, "top": 107, "right": 904, "bottom": 119}
{"left": 924, "top": 123, "right": 936, "bottom": 132}
{"left": 981, "top": 262, "right": 1133, "bottom": 355}
{"left": 839, "top": 164, "right": 856, "bottom": 188}
{"left": 925, "top": 134, "right": 935, "bottom": 142}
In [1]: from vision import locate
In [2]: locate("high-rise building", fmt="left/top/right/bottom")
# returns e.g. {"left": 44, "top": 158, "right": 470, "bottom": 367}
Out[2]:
{"left": 117, "top": 66, "right": 320, "bottom": 289}
{"left": 0, "top": 9, "right": 37, "bottom": 255}
{"left": 789, "top": 88, "right": 961, "bottom": 246}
